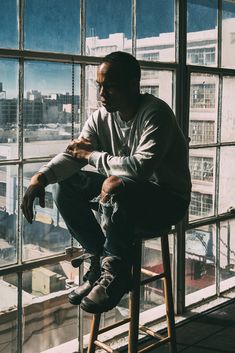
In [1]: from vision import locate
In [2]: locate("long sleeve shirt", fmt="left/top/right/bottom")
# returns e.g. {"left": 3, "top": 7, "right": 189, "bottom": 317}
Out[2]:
{"left": 39, "top": 94, "right": 191, "bottom": 201}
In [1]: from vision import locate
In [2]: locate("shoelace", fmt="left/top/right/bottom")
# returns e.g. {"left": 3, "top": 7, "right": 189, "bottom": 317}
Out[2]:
{"left": 95, "top": 271, "right": 116, "bottom": 289}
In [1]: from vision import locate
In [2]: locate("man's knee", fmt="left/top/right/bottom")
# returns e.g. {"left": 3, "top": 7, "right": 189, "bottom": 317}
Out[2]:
{"left": 101, "top": 176, "right": 124, "bottom": 202}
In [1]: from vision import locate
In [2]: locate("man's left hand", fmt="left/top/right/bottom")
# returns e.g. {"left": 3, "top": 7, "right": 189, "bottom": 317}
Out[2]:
{"left": 66, "top": 137, "right": 93, "bottom": 160}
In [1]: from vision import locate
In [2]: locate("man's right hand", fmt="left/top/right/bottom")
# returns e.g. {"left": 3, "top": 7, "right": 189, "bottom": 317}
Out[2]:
{"left": 21, "top": 172, "right": 47, "bottom": 224}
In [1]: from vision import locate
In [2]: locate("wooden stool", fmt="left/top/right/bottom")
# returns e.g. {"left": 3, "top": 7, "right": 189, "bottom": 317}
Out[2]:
{"left": 87, "top": 227, "right": 177, "bottom": 353}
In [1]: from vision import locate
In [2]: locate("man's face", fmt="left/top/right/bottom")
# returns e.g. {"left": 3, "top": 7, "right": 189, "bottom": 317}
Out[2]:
{"left": 96, "top": 62, "right": 131, "bottom": 113}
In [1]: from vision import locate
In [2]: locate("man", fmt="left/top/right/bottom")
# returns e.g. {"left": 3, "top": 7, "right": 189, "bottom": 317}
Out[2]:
{"left": 21, "top": 51, "right": 191, "bottom": 314}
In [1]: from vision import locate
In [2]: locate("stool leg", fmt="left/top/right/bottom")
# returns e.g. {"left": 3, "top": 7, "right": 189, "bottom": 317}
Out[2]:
{"left": 87, "top": 313, "right": 101, "bottom": 353}
{"left": 161, "top": 234, "right": 177, "bottom": 353}
{"left": 128, "top": 241, "right": 142, "bottom": 353}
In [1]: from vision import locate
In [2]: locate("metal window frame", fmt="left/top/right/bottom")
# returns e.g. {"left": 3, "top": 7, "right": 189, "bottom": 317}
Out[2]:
{"left": 0, "top": 0, "right": 235, "bottom": 351}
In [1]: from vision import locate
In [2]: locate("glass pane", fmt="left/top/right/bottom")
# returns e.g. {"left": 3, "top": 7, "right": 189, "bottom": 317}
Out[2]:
{"left": 24, "top": 61, "right": 80, "bottom": 158}
{"left": 0, "top": 165, "right": 17, "bottom": 267}
{"left": 24, "top": 0, "right": 80, "bottom": 54}
{"left": 22, "top": 263, "right": 78, "bottom": 352}
{"left": 220, "top": 219, "right": 235, "bottom": 292}
{"left": 141, "top": 70, "right": 173, "bottom": 109}
{"left": 140, "top": 235, "right": 174, "bottom": 313}
{"left": 189, "top": 148, "right": 215, "bottom": 221}
{"left": 221, "top": 76, "right": 235, "bottom": 142}
{"left": 189, "top": 73, "right": 218, "bottom": 146}
{"left": 0, "top": 0, "right": 18, "bottom": 49}
{"left": 85, "top": 0, "right": 131, "bottom": 56}
{"left": 219, "top": 147, "right": 235, "bottom": 214}
{"left": 0, "top": 59, "right": 18, "bottom": 160}
{"left": 186, "top": 224, "right": 216, "bottom": 306}
{"left": 23, "top": 163, "right": 71, "bottom": 261}
{"left": 187, "top": 0, "right": 217, "bottom": 67}
{"left": 0, "top": 273, "right": 17, "bottom": 353}
{"left": 136, "top": 0, "right": 175, "bottom": 62}
{"left": 222, "top": 0, "right": 235, "bottom": 69}
{"left": 85, "top": 65, "right": 99, "bottom": 123}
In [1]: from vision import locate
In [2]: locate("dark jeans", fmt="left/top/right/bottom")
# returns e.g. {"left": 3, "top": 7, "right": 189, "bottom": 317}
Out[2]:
{"left": 53, "top": 170, "right": 189, "bottom": 263}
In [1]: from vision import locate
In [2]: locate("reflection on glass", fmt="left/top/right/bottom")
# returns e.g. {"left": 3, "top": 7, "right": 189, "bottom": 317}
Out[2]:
{"left": 221, "top": 77, "right": 235, "bottom": 142}
{"left": 141, "top": 70, "right": 173, "bottom": 109}
{"left": 24, "top": 61, "right": 80, "bottom": 158}
{"left": 220, "top": 219, "right": 235, "bottom": 291}
{"left": 187, "top": 0, "right": 217, "bottom": 67}
{"left": 136, "top": 0, "right": 175, "bottom": 62}
{"left": 0, "top": 165, "right": 17, "bottom": 267}
{"left": 222, "top": 1, "right": 235, "bottom": 69}
{"left": 0, "top": 0, "right": 18, "bottom": 49}
{"left": 0, "top": 273, "right": 17, "bottom": 353}
{"left": 189, "top": 73, "right": 218, "bottom": 146}
{"left": 22, "top": 163, "right": 71, "bottom": 261}
{"left": 22, "top": 263, "right": 78, "bottom": 352}
{"left": 219, "top": 147, "right": 235, "bottom": 214}
{"left": 0, "top": 59, "right": 18, "bottom": 160}
{"left": 85, "top": 65, "right": 99, "bottom": 122}
{"left": 186, "top": 225, "right": 216, "bottom": 303}
{"left": 189, "top": 148, "right": 215, "bottom": 221}
{"left": 85, "top": 0, "right": 131, "bottom": 56}
{"left": 24, "top": 0, "right": 80, "bottom": 54}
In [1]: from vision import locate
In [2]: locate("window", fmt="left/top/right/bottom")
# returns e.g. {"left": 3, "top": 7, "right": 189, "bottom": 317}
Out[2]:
{"left": 190, "top": 192, "right": 213, "bottom": 217}
{"left": 191, "top": 84, "right": 216, "bottom": 109}
{"left": 0, "top": 1, "right": 235, "bottom": 352}
{"left": 189, "top": 156, "right": 214, "bottom": 182}
{"left": 189, "top": 120, "right": 215, "bottom": 144}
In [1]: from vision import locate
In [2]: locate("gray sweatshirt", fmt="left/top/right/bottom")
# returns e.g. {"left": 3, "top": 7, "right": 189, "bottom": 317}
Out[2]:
{"left": 39, "top": 94, "right": 191, "bottom": 200}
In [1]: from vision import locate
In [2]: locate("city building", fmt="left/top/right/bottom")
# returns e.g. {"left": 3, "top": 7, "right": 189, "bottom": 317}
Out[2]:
{"left": 0, "top": 2, "right": 235, "bottom": 353}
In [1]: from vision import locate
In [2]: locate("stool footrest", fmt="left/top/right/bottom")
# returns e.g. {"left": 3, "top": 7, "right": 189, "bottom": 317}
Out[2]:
{"left": 139, "top": 325, "right": 165, "bottom": 340}
{"left": 138, "top": 337, "right": 171, "bottom": 353}
{"left": 94, "top": 339, "right": 120, "bottom": 353}
{"left": 140, "top": 273, "right": 165, "bottom": 285}
{"left": 97, "top": 317, "right": 131, "bottom": 335}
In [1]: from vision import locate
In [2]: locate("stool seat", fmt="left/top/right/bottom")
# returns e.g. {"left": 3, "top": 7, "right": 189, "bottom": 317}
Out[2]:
{"left": 86, "top": 227, "right": 177, "bottom": 353}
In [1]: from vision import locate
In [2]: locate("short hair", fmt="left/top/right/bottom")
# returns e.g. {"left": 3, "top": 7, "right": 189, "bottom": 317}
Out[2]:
{"left": 101, "top": 51, "right": 141, "bottom": 82}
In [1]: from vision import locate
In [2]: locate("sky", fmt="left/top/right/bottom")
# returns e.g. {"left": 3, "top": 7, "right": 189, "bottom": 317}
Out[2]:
{"left": 0, "top": 0, "right": 235, "bottom": 97}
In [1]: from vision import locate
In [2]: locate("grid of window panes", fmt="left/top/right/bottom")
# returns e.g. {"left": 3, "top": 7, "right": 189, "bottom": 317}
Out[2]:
{"left": 0, "top": 0, "right": 235, "bottom": 352}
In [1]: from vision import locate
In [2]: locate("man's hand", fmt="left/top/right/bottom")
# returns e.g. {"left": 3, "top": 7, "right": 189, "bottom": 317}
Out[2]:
{"left": 21, "top": 172, "right": 47, "bottom": 224}
{"left": 66, "top": 137, "right": 93, "bottom": 160}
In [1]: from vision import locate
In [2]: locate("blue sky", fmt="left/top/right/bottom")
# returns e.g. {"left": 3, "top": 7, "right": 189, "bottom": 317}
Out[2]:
{"left": 0, "top": 0, "right": 235, "bottom": 97}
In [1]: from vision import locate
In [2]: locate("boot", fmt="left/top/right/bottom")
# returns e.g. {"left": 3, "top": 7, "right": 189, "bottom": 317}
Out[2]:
{"left": 80, "top": 256, "right": 131, "bottom": 313}
{"left": 68, "top": 254, "right": 101, "bottom": 305}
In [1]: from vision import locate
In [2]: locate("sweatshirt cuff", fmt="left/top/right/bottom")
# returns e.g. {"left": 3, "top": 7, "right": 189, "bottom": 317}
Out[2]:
{"left": 88, "top": 151, "right": 103, "bottom": 168}
{"left": 38, "top": 165, "right": 58, "bottom": 184}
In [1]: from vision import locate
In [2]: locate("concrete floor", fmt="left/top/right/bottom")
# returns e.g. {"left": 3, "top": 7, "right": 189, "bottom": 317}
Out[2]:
{"left": 148, "top": 299, "right": 235, "bottom": 353}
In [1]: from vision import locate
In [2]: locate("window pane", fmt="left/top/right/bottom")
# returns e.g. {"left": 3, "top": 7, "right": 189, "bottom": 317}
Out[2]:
{"left": 0, "top": 165, "right": 17, "bottom": 267}
{"left": 24, "top": 0, "right": 80, "bottom": 54}
{"left": 221, "top": 76, "right": 235, "bottom": 142}
{"left": 187, "top": 0, "right": 217, "bottom": 67}
{"left": 220, "top": 219, "right": 235, "bottom": 292}
{"left": 85, "top": 0, "right": 131, "bottom": 56}
{"left": 22, "top": 263, "right": 78, "bottom": 352}
{"left": 189, "top": 73, "right": 218, "bottom": 146}
{"left": 219, "top": 146, "right": 235, "bottom": 214}
{"left": 24, "top": 61, "right": 80, "bottom": 158}
{"left": 189, "top": 148, "right": 215, "bottom": 221}
{"left": 0, "top": 273, "right": 17, "bottom": 353}
{"left": 186, "top": 224, "right": 216, "bottom": 306}
{"left": 23, "top": 163, "right": 71, "bottom": 261}
{"left": 136, "top": 0, "right": 175, "bottom": 62}
{"left": 85, "top": 65, "right": 99, "bottom": 123}
{"left": 141, "top": 70, "right": 174, "bottom": 109}
{"left": 0, "top": 59, "right": 18, "bottom": 160}
{"left": 0, "top": 0, "right": 18, "bottom": 49}
{"left": 222, "top": 0, "right": 235, "bottom": 69}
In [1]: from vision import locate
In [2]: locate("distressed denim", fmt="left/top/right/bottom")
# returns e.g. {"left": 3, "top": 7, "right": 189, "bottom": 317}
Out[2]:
{"left": 53, "top": 171, "right": 189, "bottom": 262}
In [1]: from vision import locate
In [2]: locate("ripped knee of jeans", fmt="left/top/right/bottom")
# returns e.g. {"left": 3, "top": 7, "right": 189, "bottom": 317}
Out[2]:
{"left": 100, "top": 176, "right": 125, "bottom": 203}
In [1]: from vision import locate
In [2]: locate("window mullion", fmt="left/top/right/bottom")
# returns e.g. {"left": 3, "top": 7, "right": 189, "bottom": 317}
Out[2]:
{"left": 132, "top": 0, "right": 136, "bottom": 57}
